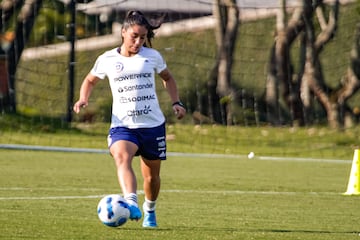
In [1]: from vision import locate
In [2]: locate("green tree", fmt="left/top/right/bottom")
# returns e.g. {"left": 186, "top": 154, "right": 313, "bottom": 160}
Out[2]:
{"left": 208, "top": 0, "right": 239, "bottom": 125}
{"left": 0, "top": 0, "right": 43, "bottom": 112}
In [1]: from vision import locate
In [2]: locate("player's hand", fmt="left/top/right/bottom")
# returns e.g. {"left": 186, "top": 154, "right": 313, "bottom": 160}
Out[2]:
{"left": 73, "top": 100, "right": 87, "bottom": 114}
{"left": 173, "top": 102, "right": 186, "bottom": 120}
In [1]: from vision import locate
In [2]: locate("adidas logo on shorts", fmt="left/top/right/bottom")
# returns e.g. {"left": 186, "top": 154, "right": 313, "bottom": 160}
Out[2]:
{"left": 159, "top": 151, "right": 166, "bottom": 158}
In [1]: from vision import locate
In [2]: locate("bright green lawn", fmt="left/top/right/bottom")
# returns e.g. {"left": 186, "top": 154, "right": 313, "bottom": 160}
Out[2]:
{"left": 0, "top": 149, "right": 359, "bottom": 240}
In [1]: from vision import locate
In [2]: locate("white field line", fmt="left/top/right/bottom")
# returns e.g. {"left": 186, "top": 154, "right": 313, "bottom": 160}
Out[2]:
{"left": 0, "top": 187, "right": 105, "bottom": 191}
{"left": 0, "top": 143, "right": 352, "bottom": 164}
{"left": 0, "top": 144, "right": 109, "bottom": 154}
{"left": 0, "top": 189, "right": 340, "bottom": 201}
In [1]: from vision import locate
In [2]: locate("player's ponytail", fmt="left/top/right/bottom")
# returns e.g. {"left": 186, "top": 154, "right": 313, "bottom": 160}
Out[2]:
{"left": 122, "top": 10, "right": 166, "bottom": 47}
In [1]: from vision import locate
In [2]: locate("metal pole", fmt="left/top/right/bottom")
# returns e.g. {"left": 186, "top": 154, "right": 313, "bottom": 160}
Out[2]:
{"left": 66, "top": 0, "right": 76, "bottom": 122}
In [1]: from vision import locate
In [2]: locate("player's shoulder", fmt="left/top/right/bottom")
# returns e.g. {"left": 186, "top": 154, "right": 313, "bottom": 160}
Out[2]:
{"left": 139, "top": 47, "right": 162, "bottom": 57}
{"left": 98, "top": 48, "right": 119, "bottom": 59}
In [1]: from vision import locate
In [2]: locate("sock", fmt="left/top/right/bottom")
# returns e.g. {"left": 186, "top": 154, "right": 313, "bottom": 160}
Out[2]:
{"left": 124, "top": 193, "right": 138, "bottom": 207}
{"left": 143, "top": 198, "right": 156, "bottom": 212}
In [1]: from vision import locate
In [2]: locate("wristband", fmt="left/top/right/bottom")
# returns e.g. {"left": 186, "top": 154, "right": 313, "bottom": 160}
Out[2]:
{"left": 172, "top": 101, "right": 186, "bottom": 109}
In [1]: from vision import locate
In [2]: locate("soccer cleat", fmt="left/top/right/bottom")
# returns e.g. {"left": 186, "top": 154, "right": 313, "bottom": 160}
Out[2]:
{"left": 127, "top": 204, "right": 142, "bottom": 221}
{"left": 142, "top": 209, "right": 157, "bottom": 228}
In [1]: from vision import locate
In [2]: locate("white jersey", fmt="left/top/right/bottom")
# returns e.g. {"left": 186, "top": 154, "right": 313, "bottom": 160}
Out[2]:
{"left": 90, "top": 47, "right": 167, "bottom": 129}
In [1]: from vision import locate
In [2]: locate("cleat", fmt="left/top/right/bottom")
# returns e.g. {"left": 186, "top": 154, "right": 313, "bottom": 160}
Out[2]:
{"left": 127, "top": 204, "right": 142, "bottom": 221}
{"left": 142, "top": 209, "right": 157, "bottom": 228}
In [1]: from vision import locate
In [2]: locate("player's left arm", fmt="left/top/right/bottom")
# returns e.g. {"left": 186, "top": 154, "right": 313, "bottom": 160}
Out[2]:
{"left": 159, "top": 68, "right": 186, "bottom": 119}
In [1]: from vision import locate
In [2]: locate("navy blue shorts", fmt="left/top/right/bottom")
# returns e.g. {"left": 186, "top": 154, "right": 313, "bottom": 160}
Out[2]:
{"left": 107, "top": 123, "right": 166, "bottom": 160}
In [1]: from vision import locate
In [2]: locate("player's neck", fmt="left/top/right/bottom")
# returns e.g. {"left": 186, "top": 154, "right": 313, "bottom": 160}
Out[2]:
{"left": 118, "top": 46, "right": 139, "bottom": 57}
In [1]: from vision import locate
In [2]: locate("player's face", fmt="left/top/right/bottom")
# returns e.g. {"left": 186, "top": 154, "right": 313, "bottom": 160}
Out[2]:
{"left": 122, "top": 25, "right": 147, "bottom": 55}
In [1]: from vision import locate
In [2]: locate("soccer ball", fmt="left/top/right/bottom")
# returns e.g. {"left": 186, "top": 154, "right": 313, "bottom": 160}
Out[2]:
{"left": 97, "top": 194, "right": 130, "bottom": 227}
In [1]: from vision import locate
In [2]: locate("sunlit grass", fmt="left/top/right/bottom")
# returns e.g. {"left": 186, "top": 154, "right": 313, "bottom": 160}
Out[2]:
{"left": 0, "top": 150, "right": 359, "bottom": 240}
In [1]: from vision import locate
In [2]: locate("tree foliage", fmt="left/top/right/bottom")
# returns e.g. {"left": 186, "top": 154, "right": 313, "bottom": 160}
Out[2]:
{"left": 266, "top": 0, "right": 360, "bottom": 128}
{"left": 0, "top": 0, "right": 43, "bottom": 112}
{"left": 208, "top": 0, "right": 239, "bottom": 125}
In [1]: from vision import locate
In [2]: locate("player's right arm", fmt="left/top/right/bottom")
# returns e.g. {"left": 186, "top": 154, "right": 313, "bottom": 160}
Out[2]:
{"left": 73, "top": 73, "right": 101, "bottom": 114}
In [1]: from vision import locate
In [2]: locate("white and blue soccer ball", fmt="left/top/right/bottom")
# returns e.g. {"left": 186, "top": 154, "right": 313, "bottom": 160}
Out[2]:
{"left": 97, "top": 194, "right": 130, "bottom": 227}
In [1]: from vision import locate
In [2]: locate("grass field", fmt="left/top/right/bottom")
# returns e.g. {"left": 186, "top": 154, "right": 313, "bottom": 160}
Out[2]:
{"left": 1, "top": 149, "right": 359, "bottom": 240}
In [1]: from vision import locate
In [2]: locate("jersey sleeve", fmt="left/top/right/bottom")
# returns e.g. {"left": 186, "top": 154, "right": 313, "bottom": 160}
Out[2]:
{"left": 154, "top": 50, "right": 167, "bottom": 74}
{"left": 90, "top": 55, "right": 107, "bottom": 79}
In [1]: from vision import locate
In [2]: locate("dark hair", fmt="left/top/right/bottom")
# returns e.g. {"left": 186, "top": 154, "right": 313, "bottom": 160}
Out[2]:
{"left": 122, "top": 10, "right": 166, "bottom": 47}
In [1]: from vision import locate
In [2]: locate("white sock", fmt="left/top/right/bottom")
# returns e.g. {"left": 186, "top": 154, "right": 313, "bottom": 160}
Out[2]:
{"left": 143, "top": 198, "right": 156, "bottom": 211}
{"left": 124, "top": 193, "right": 138, "bottom": 207}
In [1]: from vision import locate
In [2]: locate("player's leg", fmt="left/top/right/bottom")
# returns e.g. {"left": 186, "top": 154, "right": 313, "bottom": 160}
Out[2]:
{"left": 140, "top": 157, "right": 161, "bottom": 227}
{"left": 141, "top": 157, "right": 161, "bottom": 200}
{"left": 109, "top": 140, "right": 142, "bottom": 220}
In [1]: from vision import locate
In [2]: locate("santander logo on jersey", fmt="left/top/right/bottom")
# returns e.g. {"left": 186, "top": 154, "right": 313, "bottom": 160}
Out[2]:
{"left": 118, "top": 83, "right": 153, "bottom": 93}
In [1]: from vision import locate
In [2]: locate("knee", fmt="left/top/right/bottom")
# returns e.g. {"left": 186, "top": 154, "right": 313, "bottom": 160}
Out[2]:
{"left": 144, "top": 175, "right": 160, "bottom": 185}
{"left": 112, "top": 152, "right": 132, "bottom": 168}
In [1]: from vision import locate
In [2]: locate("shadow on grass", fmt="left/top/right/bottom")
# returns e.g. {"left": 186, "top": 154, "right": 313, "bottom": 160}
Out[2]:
{"left": 0, "top": 113, "right": 107, "bottom": 136}
{"left": 260, "top": 229, "right": 359, "bottom": 235}
{"left": 115, "top": 226, "right": 359, "bottom": 235}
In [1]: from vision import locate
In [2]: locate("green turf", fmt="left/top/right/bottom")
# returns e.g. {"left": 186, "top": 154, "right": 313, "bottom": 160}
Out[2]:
{"left": 0, "top": 149, "right": 359, "bottom": 240}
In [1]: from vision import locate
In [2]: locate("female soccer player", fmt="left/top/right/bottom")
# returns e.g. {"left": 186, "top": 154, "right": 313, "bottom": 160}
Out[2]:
{"left": 73, "top": 10, "right": 186, "bottom": 228}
